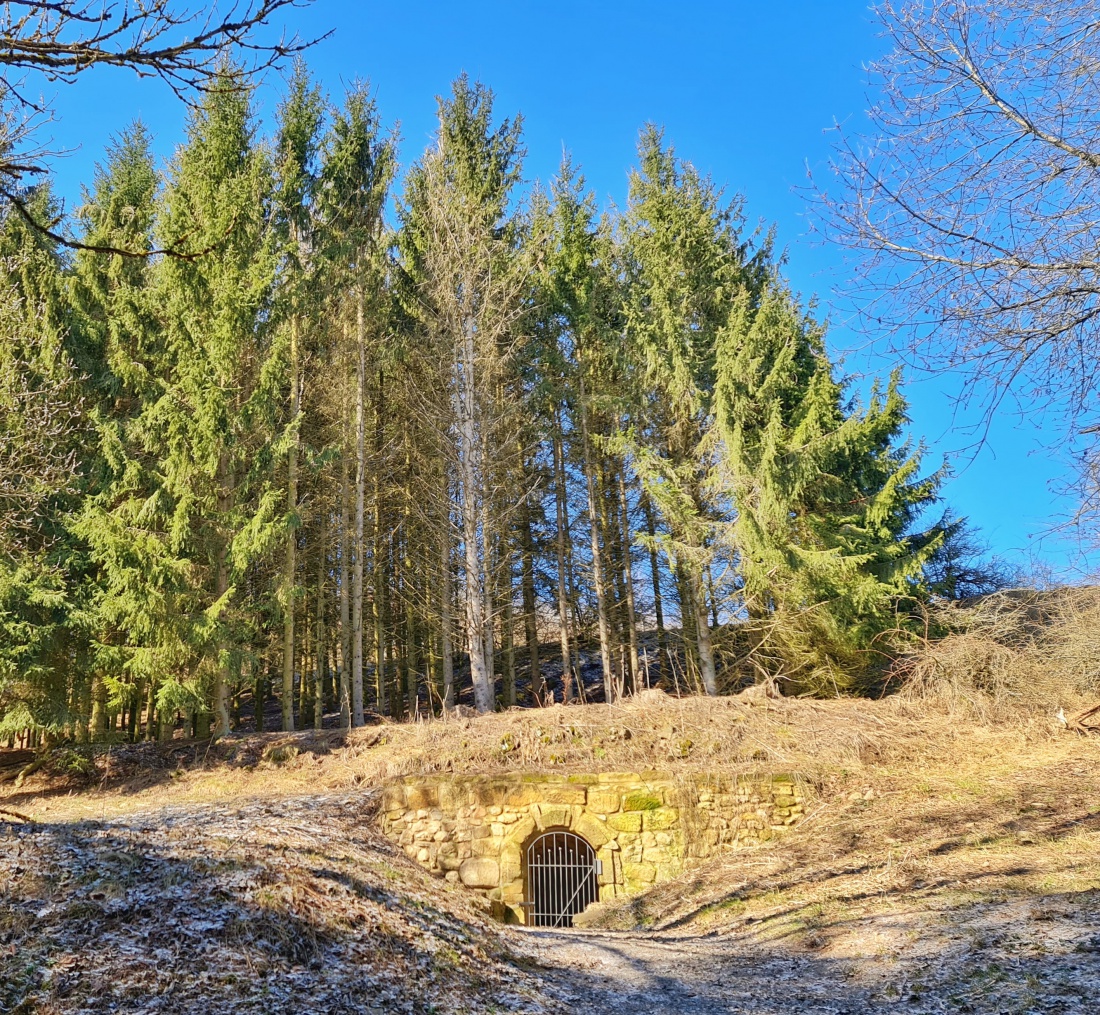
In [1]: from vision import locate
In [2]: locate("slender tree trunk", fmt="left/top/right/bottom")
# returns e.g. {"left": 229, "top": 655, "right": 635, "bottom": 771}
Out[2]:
{"left": 692, "top": 568, "right": 718, "bottom": 696}
{"left": 90, "top": 674, "right": 107, "bottom": 741}
{"left": 676, "top": 562, "right": 698, "bottom": 690}
{"left": 617, "top": 468, "right": 641, "bottom": 692}
{"left": 212, "top": 456, "right": 234, "bottom": 739}
{"left": 339, "top": 458, "right": 352, "bottom": 728}
{"left": 144, "top": 678, "right": 156, "bottom": 741}
{"left": 441, "top": 529, "right": 455, "bottom": 709}
{"left": 372, "top": 367, "right": 388, "bottom": 717}
{"left": 642, "top": 491, "right": 669, "bottom": 686}
{"left": 458, "top": 318, "right": 493, "bottom": 713}
{"left": 579, "top": 377, "right": 614, "bottom": 700}
{"left": 519, "top": 464, "right": 542, "bottom": 703}
{"left": 314, "top": 512, "right": 326, "bottom": 731}
{"left": 502, "top": 579, "right": 516, "bottom": 707}
{"left": 403, "top": 447, "right": 418, "bottom": 718}
{"left": 254, "top": 660, "right": 266, "bottom": 734}
{"left": 352, "top": 305, "right": 366, "bottom": 726}
{"left": 282, "top": 314, "right": 300, "bottom": 733}
{"left": 551, "top": 419, "right": 574, "bottom": 702}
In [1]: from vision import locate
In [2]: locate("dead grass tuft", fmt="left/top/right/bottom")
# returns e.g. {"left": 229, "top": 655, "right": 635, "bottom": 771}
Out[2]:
{"left": 895, "top": 586, "right": 1100, "bottom": 723}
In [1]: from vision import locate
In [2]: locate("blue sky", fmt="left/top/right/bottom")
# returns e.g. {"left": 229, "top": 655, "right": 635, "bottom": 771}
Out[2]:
{"left": 36, "top": 0, "right": 1096, "bottom": 579}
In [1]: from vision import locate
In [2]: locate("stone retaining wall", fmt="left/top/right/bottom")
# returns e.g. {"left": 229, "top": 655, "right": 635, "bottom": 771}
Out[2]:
{"left": 380, "top": 771, "right": 804, "bottom": 923}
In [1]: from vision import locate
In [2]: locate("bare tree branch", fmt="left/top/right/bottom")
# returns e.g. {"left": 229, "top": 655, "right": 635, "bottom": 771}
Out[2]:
{"left": 814, "top": 0, "right": 1100, "bottom": 535}
{"left": 0, "top": 0, "right": 323, "bottom": 256}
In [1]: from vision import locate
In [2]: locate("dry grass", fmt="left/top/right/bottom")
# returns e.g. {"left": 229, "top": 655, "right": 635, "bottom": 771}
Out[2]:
{"left": 896, "top": 586, "right": 1100, "bottom": 720}
{"left": 4, "top": 592, "right": 1100, "bottom": 1012}
{"left": 0, "top": 689, "right": 1010, "bottom": 824}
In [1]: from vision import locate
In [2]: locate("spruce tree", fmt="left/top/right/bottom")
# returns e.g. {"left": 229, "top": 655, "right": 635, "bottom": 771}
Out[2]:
{"left": 397, "top": 76, "right": 528, "bottom": 714}
{"left": 716, "top": 279, "right": 946, "bottom": 691}
{"left": 617, "top": 126, "right": 761, "bottom": 696}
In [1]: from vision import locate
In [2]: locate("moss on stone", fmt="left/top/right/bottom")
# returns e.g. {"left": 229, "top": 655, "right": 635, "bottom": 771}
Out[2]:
{"left": 623, "top": 791, "right": 663, "bottom": 812}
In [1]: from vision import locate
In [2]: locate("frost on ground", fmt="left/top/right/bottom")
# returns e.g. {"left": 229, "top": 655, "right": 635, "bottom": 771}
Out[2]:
{"left": 0, "top": 795, "right": 562, "bottom": 1015}
{"left": 2, "top": 692, "right": 1100, "bottom": 1014}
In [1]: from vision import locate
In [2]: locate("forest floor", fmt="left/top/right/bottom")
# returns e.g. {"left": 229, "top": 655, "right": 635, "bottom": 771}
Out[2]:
{"left": 2, "top": 690, "right": 1100, "bottom": 1013}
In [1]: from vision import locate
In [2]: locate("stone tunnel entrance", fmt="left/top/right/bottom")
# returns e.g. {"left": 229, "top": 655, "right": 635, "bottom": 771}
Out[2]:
{"left": 524, "top": 829, "right": 600, "bottom": 928}
{"left": 380, "top": 771, "right": 804, "bottom": 924}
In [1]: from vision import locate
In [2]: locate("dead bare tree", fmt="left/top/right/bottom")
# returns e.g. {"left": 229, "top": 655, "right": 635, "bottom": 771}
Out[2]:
{"left": 818, "top": 1, "right": 1100, "bottom": 531}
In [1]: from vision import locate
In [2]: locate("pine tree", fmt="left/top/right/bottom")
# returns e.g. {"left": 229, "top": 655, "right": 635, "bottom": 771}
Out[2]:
{"left": 616, "top": 126, "right": 760, "bottom": 696}
{"left": 273, "top": 62, "right": 325, "bottom": 732}
{"left": 398, "top": 76, "right": 529, "bottom": 714}
{"left": 0, "top": 182, "right": 83, "bottom": 743}
{"left": 76, "top": 70, "right": 281, "bottom": 740}
{"left": 319, "top": 82, "right": 396, "bottom": 725}
{"left": 716, "top": 279, "right": 946, "bottom": 691}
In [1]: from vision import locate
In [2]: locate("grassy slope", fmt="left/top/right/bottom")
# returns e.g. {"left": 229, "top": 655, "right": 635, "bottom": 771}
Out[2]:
{"left": 3, "top": 687, "right": 1099, "bottom": 1013}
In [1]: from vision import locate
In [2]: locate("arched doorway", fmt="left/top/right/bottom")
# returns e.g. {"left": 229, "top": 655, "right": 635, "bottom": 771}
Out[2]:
{"left": 524, "top": 829, "right": 600, "bottom": 927}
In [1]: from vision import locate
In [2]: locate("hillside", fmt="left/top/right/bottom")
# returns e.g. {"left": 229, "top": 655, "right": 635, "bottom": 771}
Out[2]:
{"left": 3, "top": 689, "right": 1100, "bottom": 1013}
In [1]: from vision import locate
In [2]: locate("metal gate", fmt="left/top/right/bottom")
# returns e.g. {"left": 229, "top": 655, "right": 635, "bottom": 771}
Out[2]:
{"left": 524, "top": 830, "right": 601, "bottom": 927}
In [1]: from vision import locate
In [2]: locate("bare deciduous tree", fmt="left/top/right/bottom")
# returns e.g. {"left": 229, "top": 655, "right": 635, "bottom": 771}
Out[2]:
{"left": 819, "top": 1, "right": 1100, "bottom": 524}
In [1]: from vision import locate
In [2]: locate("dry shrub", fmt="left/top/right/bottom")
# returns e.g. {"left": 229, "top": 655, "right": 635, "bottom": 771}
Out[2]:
{"left": 898, "top": 586, "right": 1100, "bottom": 719}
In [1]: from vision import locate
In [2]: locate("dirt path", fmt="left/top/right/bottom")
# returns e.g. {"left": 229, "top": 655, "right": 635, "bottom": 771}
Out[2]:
{"left": 521, "top": 928, "right": 849, "bottom": 1015}
{"left": 523, "top": 912, "right": 1097, "bottom": 1015}
{"left": 527, "top": 928, "right": 873, "bottom": 1014}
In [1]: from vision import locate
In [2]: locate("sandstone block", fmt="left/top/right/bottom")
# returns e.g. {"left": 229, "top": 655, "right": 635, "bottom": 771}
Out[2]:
{"left": 406, "top": 785, "right": 437, "bottom": 811}
{"left": 586, "top": 789, "right": 621, "bottom": 814}
{"left": 471, "top": 837, "right": 500, "bottom": 858}
{"left": 643, "top": 807, "right": 678, "bottom": 831}
{"left": 623, "top": 861, "right": 657, "bottom": 883}
{"left": 504, "top": 786, "right": 544, "bottom": 808}
{"left": 507, "top": 816, "right": 536, "bottom": 845}
{"left": 573, "top": 811, "right": 611, "bottom": 848}
{"left": 533, "top": 803, "right": 571, "bottom": 829}
{"left": 540, "top": 785, "right": 588, "bottom": 806}
{"left": 607, "top": 812, "right": 642, "bottom": 833}
{"left": 459, "top": 857, "right": 500, "bottom": 888}
{"left": 623, "top": 790, "right": 663, "bottom": 812}
{"left": 381, "top": 786, "right": 406, "bottom": 811}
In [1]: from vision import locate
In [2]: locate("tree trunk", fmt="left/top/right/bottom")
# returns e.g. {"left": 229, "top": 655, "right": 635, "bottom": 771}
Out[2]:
{"left": 457, "top": 317, "right": 493, "bottom": 714}
{"left": 254, "top": 661, "right": 266, "bottom": 734}
{"left": 144, "top": 678, "right": 156, "bottom": 741}
{"left": 642, "top": 491, "right": 669, "bottom": 686}
{"left": 372, "top": 366, "right": 389, "bottom": 717}
{"left": 617, "top": 468, "right": 641, "bottom": 693}
{"left": 314, "top": 511, "right": 326, "bottom": 731}
{"left": 551, "top": 419, "right": 574, "bottom": 702}
{"left": 212, "top": 454, "right": 234, "bottom": 739}
{"left": 502, "top": 569, "right": 517, "bottom": 706}
{"left": 519, "top": 466, "right": 542, "bottom": 703}
{"left": 691, "top": 569, "right": 718, "bottom": 696}
{"left": 282, "top": 313, "right": 300, "bottom": 733}
{"left": 441, "top": 531, "right": 455, "bottom": 709}
{"left": 339, "top": 458, "right": 352, "bottom": 728}
{"left": 90, "top": 674, "right": 107, "bottom": 741}
{"left": 352, "top": 305, "right": 366, "bottom": 726}
{"left": 579, "top": 377, "right": 614, "bottom": 701}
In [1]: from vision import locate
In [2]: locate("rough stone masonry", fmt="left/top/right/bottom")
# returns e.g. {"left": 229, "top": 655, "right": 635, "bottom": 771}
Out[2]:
{"left": 380, "top": 771, "right": 804, "bottom": 923}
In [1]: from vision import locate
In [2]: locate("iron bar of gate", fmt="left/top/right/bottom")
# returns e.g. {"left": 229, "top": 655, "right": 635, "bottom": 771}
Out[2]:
{"left": 525, "top": 830, "right": 599, "bottom": 927}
